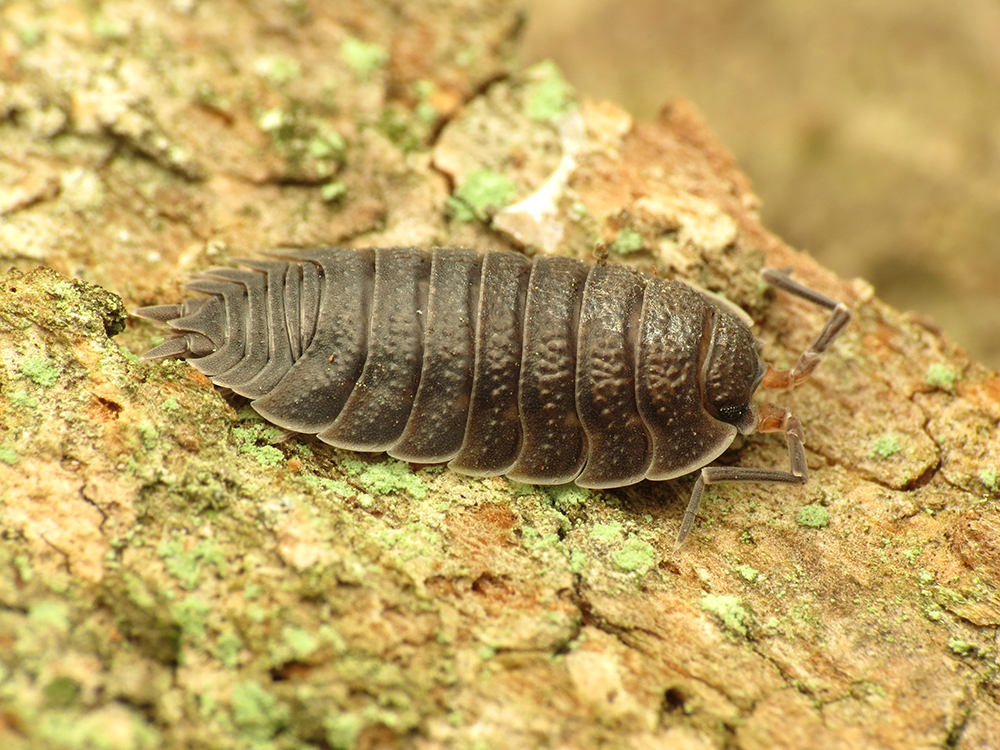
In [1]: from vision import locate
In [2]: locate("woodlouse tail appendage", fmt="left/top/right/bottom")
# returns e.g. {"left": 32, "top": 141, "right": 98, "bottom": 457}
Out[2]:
{"left": 674, "top": 268, "right": 852, "bottom": 549}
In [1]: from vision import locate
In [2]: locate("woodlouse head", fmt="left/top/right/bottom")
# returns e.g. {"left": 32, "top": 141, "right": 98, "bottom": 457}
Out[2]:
{"left": 701, "top": 310, "right": 766, "bottom": 435}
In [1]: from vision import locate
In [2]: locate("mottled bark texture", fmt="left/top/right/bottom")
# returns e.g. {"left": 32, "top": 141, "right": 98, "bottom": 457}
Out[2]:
{"left": 1, "top": 2, "right": 998, "bottom": 749}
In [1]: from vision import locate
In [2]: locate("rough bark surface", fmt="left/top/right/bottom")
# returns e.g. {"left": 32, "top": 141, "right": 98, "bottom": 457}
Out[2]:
{"left": 1, "top": 2, "right": 998, "bottom": 749}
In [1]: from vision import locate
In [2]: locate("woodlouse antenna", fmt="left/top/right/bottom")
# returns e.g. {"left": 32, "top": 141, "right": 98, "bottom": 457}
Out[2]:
{"left": 675, "top": 268, "right": 851, "bottom": 550}
{"left": 759, "top": 268, "right": 852, "bottom": 390}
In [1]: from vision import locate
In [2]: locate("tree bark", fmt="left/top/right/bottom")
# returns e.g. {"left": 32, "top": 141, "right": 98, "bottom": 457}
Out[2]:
{"left": 1, "top": 2, "right": 997, "bottom": 748}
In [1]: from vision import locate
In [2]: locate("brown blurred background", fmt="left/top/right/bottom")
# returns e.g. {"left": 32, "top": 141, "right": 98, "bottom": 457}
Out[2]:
{"left": 521, "top": 0, "right": 1000, "bottom": 368}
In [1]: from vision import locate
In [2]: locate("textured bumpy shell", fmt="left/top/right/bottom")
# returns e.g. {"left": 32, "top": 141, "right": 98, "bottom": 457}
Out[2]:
{"left": 138, "top": 248, "right": 763, "bottom": 489}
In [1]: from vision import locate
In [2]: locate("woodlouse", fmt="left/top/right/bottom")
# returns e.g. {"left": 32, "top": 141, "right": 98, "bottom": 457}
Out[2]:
{"left": 137, "top": 247, "right": 851, "bottom": 546}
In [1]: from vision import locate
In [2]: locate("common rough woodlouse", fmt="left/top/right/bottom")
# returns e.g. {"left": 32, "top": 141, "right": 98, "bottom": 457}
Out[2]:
{"left": 137, "top": 247, "right": 851, "bottom": 546}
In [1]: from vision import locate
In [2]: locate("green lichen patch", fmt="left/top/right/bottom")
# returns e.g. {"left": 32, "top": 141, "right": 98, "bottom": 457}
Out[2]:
{"left": 582, "top": 520, "right": 657, "bottom": 577}
{"left": 701, "top": 594, "right": 754, "bottom": 638}
{"left": 568, "top": 548, "right": 588, "bottom": 574}
{"left": 0, "top": 445, "right": 18, "bottom": 465}
{"left": 339, "top": 36, "right": 388, "bottom": 78}
{"left": 243, "top": 581, "right": 262, "bottom": 601}
{"left": 611, "top": 537, "right": 657, "bottom": 575}
{"left": 413, "top": 79, "right": 439, "bottom": 124}
{"left": 234, "top": 411, "right": 285, "bottom": 443}
{"left": 588, "top": 521, "right": 624, "bottom": 544}
{"left": 309, "top": 130, "right": 347, "bottom": 160}
{"left": 445, "top": 195, "right": 478, "bottom": 223}
{"left": 734, "top": 564, "right": 760, "bottom": 583}
{"left": 871, "top": 433, "right": 903, "bottom": 459}
{"left": 16, "top": 22, "right": 42, "bottom": 45}
{"left": 136, "top": 422, "right": 159, "bottom": 451}
{"left": 321, "top": 180, "right": 347, "bottom": 203}
{"left": 170, "top": 596, "right": 211, "bottom": 641}
{"left": 212, "top": 630, "right": 243, "bottom": 669}
{"left": 240, "top": 440, "right": 284, "bottom": 468}
{"left": 377, "top": 523, "right": 444, "bottom": 563}
{"left": 325, "top": 713, "right": 363, "bottom": 750}
{"left": 505, "top": 480, "right": 540, "bottom": 498}
{"left": 281, "top": 624, "right": 319, "bottom": 660}
{"left": 32, "top": 705, "right": 162, "bottom": 750}
{"left": 544, "top": 484, "right": 591, "bottom": 512}
{"left": 15, "top": 554, "right": 35, "bottom": 582}
{"left": 922, "top": 600, "right": 945, "bottom": 622}
{"left": 947, "top": 637, "right": 977, "bottom": 657}
{"left": 520, "top": 525, "right": 563, "bottom": 556}
{"left": 925, "top": 363, "right": 958, "bottom": 391}
{"left": 19, "top": 355, "right": 60, "bottom": 387}
{"left": 978, "top": 468, "right": 997, "bottom": 490}
{"left": 160, "top": 396, "right": 181, "bottom": 412}
{"left": 231, "top": 680, "right": 290, "bottom": 741}
{"left": 255, "top": 108, "right": 347, "bottom": 181}
{"left": 157, "top": 537, "right": 228, "bottom": 590}
{"left": 29, "top": 600, "right": 71, "bottom": 630}
{"left": 340, "top": 457, "right": 428, "bottom": 500}
{"left": 377, "top": 105, "right": 429, "bottom": 152}
{"left": 232, "top": 420, "right": 286, "bottom": 468}
{"left": 523, "top": 60, "right": 575, "bottom": 122}
{"left": 796, "top": 504, "right": 830, "bottom": 529}
{"left": 298, "top": 474, "right": 354, "bottom": 498}
{"left": 9, "top": 389, "right": 40, "bottom": 408}
{"left": 452, "top": 169, "right": 517, "bottom": 220}
{"left": 611, "top": 227, "right": 646, "bottom": 255}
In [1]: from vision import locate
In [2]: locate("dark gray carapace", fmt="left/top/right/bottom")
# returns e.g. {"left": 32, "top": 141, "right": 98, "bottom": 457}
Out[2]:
{"left": 137, "top": 248, "right": 850, "bottom": 546}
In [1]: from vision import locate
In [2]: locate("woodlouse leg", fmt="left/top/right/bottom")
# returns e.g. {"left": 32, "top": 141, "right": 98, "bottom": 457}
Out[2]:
{"left": 759, "top": 268, "right": 852, "bottom": 390}
{"left": 676, "top": 403, "right": 807, "bottom": 549}
{"left": 675, "top": 270, "right": 849, "bottom": 548}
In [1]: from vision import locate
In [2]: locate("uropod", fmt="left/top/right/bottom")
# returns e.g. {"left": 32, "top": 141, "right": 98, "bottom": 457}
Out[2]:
{"left": 137, "top": 248, "right": 851, "bottom": 546}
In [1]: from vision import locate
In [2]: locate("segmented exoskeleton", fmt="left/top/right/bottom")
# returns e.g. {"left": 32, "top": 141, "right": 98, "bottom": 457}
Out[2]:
{"left": 137, "top": 247, "right": 850, "bottom": 546}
